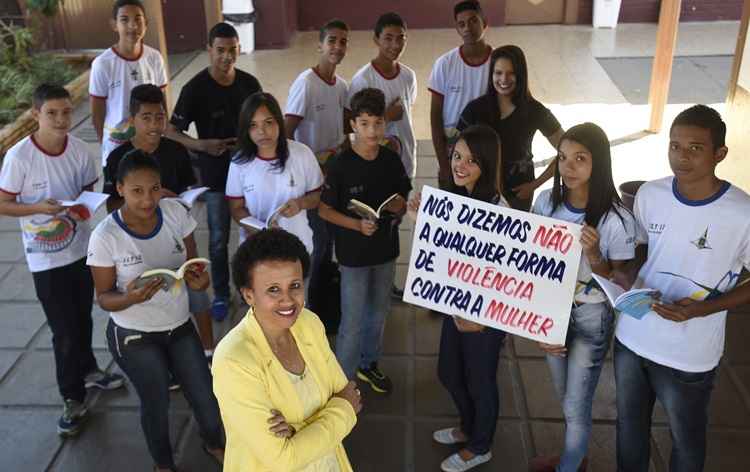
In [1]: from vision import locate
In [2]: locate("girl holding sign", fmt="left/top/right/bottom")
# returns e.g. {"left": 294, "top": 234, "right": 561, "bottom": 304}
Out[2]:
{"left": 529, "top": 123, "right": 635, "bottom": 472}
{"left": 409, "top": 124, "right": 507, "bottom": 472}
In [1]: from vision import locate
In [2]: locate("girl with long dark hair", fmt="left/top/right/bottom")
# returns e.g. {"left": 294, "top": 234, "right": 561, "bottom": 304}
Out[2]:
{"left": 458, "top": 45, "right": 563, "bottom": 211}
{"left": 530, "top": 123, "right": 635, "bottom": 472}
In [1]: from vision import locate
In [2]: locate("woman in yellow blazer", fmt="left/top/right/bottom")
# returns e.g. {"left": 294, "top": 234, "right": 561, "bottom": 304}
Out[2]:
{"left": 212, "top": 228, "right": 361, "bottom": 472}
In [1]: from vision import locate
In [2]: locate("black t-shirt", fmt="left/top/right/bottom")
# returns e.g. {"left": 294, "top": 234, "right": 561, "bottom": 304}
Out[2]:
{"left": 321, "top": 146, "right": 412, "bottom": 267}
{"left": 170, "top": 68, "right": 262, "bottom": 192}
{"left": 103, "top": 137, "right": 196, "bottom": 197}
{"left": 458, "top": 95, "right": 560, "bottom": 189}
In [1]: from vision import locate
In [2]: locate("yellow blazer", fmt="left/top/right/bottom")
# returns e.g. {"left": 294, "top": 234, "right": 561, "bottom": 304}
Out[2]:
{"left": 212, "top": 308, "right": 356, "bottom": 472}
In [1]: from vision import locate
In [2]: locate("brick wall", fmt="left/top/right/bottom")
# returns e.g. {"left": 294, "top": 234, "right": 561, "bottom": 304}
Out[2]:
{"left": 578, "top": 0, "right": 743, "bottom": 24}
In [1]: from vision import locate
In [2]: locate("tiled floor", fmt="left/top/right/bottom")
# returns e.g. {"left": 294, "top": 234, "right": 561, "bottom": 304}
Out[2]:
{"left": 2, "top": 20, "right": 750, "bottom": 472}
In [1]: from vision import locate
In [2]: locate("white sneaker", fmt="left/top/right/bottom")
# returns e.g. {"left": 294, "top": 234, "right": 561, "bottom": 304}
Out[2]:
{"left": 440, "top": 451, "right": 492, "bottom": 472}
{"left": 433, "top": 427, "right": 465, "bottom": 445}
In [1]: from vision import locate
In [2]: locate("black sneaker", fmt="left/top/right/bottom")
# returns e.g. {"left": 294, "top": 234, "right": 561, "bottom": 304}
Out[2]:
{"left": 356, "top": 362, "right": 392, "bottom": 394}
{"left": 57, "top": 399, "right": 87, "bottom": 436}
{"left": 391, "top": 285, "right": 404, "bottom": 300}
{"left": 84, "top": 369, "right": 125, "bottom": 390}
{"left": 168, "top": 377, "right": 181, "bottom": 391}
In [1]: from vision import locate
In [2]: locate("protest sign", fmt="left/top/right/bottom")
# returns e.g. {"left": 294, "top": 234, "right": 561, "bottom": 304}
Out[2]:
{"left": 403, "top": 186, "right": 582, "bottom": 344}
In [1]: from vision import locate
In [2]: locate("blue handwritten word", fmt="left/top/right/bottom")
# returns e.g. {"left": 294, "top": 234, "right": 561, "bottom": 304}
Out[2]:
{"left": 456, "top": 204, "right": 532, "bottom": 243}
{"left": 422, "top": 194, "right": 454, "bottom": 222}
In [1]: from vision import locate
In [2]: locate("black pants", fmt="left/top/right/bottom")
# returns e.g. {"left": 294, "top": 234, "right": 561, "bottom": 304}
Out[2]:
{"left": 32, "top": 257, "right": 98, "bottom": 403}
{"left": 438, "top": 316, "right": 505, "bottom": 455}
{"left": 107, "top": 319, "right": 224, "bottom": 468}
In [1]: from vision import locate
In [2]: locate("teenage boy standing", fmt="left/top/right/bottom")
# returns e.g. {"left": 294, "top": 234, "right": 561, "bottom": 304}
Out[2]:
{"left": 428, "top": 0, "right": 491, "bottom": 189}
{"left": 90, "top": 0, "right": 168, "bottom": 167}
{"left": 0, "top": 85, "right": 124, "bottom": 436}
{"left": 613, "top": 105, "right": 750, "bottom": 472}
{"left": 167, "top": 22, "right": 262, "bottom": 322}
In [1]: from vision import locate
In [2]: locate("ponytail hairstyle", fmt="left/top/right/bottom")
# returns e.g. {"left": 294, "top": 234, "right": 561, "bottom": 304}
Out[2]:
{"left": 551, "top": 122, "right": 626, "bottom": 227}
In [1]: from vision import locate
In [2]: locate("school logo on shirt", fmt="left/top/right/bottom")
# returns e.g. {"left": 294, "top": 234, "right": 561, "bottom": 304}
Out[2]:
{"left": 691, "top": 227, "right": 712, "bottom": 250}
{"left": 314, "top": 103, "right": 327, "bottom": 113}
{"left": 120, "top": 254, "right": 143, "bottom": 267}
{"left": 647, "top": 222, "right": 666, "bottom": 235}
{"left": 23, "top": 215, "right": 77, "bottom": 254}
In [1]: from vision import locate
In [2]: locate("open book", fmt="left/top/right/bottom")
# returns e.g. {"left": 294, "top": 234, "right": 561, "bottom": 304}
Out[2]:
{"left": 59, "top": 191, "right": 109, "bottom": 219}
{"left": 239, "top": 204, "right": 286, "bottom": 231}
{"left": 591, "top": 274, "right": 660, "bottom": 320}
{"left": 347, "top": 193, "right": 401, "bottom": 221}
{"left": 134, "top": 258, "right": 210, "bottom": 292}
{"left": 165, "top": 187, "right": 209, "bottom": 209}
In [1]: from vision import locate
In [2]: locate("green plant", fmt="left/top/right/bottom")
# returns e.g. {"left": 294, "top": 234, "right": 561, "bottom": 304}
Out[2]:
{"left": 26, "top": 0, "right": 63, "bottom": 17}
{"left": 0, "top": 19, "right": 34, "bottom": 67}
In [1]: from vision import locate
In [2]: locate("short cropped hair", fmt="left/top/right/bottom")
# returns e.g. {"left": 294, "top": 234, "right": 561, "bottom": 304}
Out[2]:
{"left": 375, "top": 12, "right": 407, "bottom": 37}
{"left": 454, "top": 0, "right": 483, "bottom": 20}
{"left": 232, "top": 229, "right": 311, "bottom": 292}
{"left": 319, "top": 18, "right": 349, "bottom": 42}
{"left": 670, "top": 105, "right": 726, "bottom": 150}
{"left": 32, "top": 84, "right": 71, "bottom": 110}
{"left": 350, "top": 88, "right": 386, "bottom": 119}
{"left": 129, "top": 84, "right": 165, "bottom": 117}
{"left": 208, "top": 22, "right": 239, "bottom": 46}
{"left": 117, "top": 149, "right": 161, "bottom": 184}
{"left": 112, "top": 0, "right": 145, "bottom": 19}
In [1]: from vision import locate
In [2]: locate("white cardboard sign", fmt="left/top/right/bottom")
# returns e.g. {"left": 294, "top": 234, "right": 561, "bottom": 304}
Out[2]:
{"left": 403, "top": 186, "right": 582, "bottom": 344}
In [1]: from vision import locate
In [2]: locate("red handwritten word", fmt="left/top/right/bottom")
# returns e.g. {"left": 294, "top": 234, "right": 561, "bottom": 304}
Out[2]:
{"left": 532, "top": 224, "right": 574, "bottom": 255}
{"left": 483, "top": 299, "right": 554, "bottom": 337}
{"left": 446, "top": 259, "right": 534, "bottom": 301}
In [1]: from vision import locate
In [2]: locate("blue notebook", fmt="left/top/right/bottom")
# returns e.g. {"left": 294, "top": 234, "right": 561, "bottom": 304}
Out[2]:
{"left": 591, "top": 274, "right": 659, "bottom": 320}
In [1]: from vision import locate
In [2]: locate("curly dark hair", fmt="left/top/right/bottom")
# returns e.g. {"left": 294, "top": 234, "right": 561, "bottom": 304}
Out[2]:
{"left": 231, "top": 229, "right": 310, "bottom": 291}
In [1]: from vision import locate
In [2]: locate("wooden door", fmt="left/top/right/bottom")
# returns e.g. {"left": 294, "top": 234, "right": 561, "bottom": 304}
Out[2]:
{"left": 161, "top": 0, "right": 207, "bottom": 52}
{"left": 506, "top": 0, "right": 566, "bottom": 24}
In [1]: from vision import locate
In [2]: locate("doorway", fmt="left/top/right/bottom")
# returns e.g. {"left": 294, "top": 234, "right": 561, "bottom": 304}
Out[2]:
{"left": 505, "top": 0, "right": 566, "bottom": 24}
{"left": 162, "top": 0, "right": 208, "bottom": 52}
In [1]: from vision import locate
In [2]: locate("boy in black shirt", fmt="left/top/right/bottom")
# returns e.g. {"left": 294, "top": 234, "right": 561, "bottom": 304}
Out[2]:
{"left": 166, "top": 22, "right": 262, "bottom": 322}
{"left": 103, "top": 84, "right": 216, "bottom": 360}
{"left": 319, "top": 88, "right": 411, "bottom": 393}
{"left": 103, "top": 84, "right": 194, "bottom": 211}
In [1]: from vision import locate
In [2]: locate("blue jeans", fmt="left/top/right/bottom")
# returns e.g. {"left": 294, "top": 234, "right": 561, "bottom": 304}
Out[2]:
{"left": 106, "top": 319, "right": 224, "bottom": 469}
{"left": 204, "top": 191, "right": 231, "bottom": 300}
{"left": 438, "top": 316, "right": 505, "bottom": 455}
{"left": 546, "top": 302, "right": 614, "bottom": 471}
{"left": 614, "top": 339, "right": 716, "bottom": 472}
{"left": 335, "top": 260, "right": 395, "bottom": 379}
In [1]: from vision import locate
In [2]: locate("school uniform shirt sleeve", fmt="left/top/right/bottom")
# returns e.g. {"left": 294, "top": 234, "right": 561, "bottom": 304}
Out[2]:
{"left": 86, "top": 228, "right": 115, "bottom": 267}
{"left": 152, "top": 52, "right": 168, "bottom": 88}
{"left": 175, "top": 144, "right": 197, "bottom": 194}
{"left": 170, "top": 84, "right": 195, "bottom": 131}
{"left": 603, "top": 211, "right": 636, "bottom": 261}
{"left": 225, "top": 161, "right": 244, "bottom": 199}
{"left": 171, "top": 200, "right": 197, "bottom": 239}
{"left": 346, "top": 72, "right": 366, "bottom": 108}
{"left": 427, "top": 57, "right": 446, "bottom": 96}
{"left": 632, "top": 187, "right": 649, "bottom": 245}
{"left": 531, "top": 190, "right": 551, "bottom": 216}
{"left": 531, "top": 100, "right": 562, "bottom": 137}
{"left": 299, "top": 143, "right": 324, "bottom": 192}
{"left": 285, "top": 75, "right": 308, "bottom": 119}
{"left": 409, "top": 70, "right": 418, "bottom": 104}
{"left": 320, "top": 158, "right": 342, "bottom": 209}
{"left": 88, "top": 55, "right": 109, "bottom": 98}
{"left": 0, "top": 148, "right": 26, "bottom": 195}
